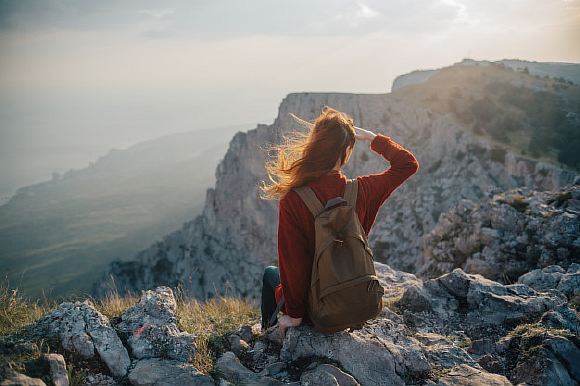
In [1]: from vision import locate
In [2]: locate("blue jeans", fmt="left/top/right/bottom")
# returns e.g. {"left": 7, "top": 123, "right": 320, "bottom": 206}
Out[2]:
{"left": 261, "top": 266, "right": 280, "bottom": 329}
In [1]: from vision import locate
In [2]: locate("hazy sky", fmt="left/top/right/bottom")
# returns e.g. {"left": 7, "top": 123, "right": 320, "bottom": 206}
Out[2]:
{"left": 0, "top": 0, "right": 579, "bottom": 196}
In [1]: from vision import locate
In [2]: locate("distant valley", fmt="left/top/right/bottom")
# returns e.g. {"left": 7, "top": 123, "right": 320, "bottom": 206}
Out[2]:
{"left": 0, "top": 124, "right": 252, "bottom": 298}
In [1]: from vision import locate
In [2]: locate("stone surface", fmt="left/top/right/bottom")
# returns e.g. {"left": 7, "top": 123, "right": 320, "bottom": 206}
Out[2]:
{"left": 418, "top": 185, "right": 580, "bottom": 283}
{"left": 505, "top": 327, "right": 580, "bottom": 386}
{"left": 84, "top": 373, "right": 116, "bottom": 386}
{"left": 518, "top": 263, "right": 580, "bottom": 300}
{"left": 280, "top": 319, "right": 432, "bottom": 386}
{"left": 396, "top": 267, "right": 572, "bottom": 339}
{"left": 44, "top": 353, "right": 68, "bottom": 386}
{"left": 300, "top": 364, "right": 360, "bottom": 386}
{"left": 227, "top": 333, "right": 250, "bottom": 355}
{"left": 128, "top": 358, "right": 214, "bottom": 386}
{"left": 434, "top": 364, "right": 511, "bottom": 386}
{"left": 215, "top": 351, "right": 283, "bottom": 386}
{"left": 0, "top": 371, "right": 47, "bottom": 386}
{"left": 117, "top": 286, "right": 196, "bottom": 362}
{"left": 34, "top": 300, "right": 130, "bottom": 377}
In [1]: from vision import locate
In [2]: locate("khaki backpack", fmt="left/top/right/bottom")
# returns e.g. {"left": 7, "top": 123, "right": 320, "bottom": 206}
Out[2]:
{"left": 291, "top": 178, "right": 385, "bottom": 334}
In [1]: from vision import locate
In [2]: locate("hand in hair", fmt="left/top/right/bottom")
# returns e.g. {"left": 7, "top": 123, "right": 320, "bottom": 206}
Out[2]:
{"left": 354, "top": 126, "right": 377, "bottom": 142}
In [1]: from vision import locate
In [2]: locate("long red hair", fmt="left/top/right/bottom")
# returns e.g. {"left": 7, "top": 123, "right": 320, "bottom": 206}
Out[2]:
{"left": 260, "top": 106, "right": 356, "bottom": 200}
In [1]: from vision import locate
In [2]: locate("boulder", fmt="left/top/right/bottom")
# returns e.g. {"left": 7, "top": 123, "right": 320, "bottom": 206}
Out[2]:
{"left": 300, "top": 364, "right": 360, "bottom": 386}
{"left": 518, "top": 263, "right": 580, "bottom": 300}
{"left": 0, "top": 371, "right": 47, "bottom": 386}
{"left": 128, "top": 358, "right": 214, "bottom": 386}
{"left": 397, "top": 267, "right": 571, "bottom": 339}
{"left": 43, "top": 353, "right": 68, "bottom": 386}
{"left": 280, "top": 318, "right": 431, "bottom": 386}
{"left": 34, "top": 300, "right": 130, "bottom": 377}
{"left": 434, "top": 364, "right": 511, "bottom": 386}
{"left": 117, "top": 286, "right": 196, "bottom": 362}
{"left": 215, "top": 351, "right": 283, "bottom": 386}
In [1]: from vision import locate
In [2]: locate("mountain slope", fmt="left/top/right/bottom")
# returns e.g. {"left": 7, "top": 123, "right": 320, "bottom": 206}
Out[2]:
{"left": 0, "top": 124, "right": 251, "bottom": 298}
{"left": 96, "top": 61, "right": 578, "bottom": 301}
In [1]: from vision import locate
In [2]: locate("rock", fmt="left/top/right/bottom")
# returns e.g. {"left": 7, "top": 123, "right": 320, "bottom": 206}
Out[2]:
{"left": 0, "top": 371, "right": 47, "bottom": 386}
{"left": 117, "top": 286, "right": 196, "bottom": 362}
{"left": 396, "top": 268, "right": 570, "bottom": 339}
{"left": 262, "top": 361, "right": 286, "bottom": 377}
{"left": 250, "top": 323, "right": 262, "bottom": 337}
{"left": 250, "top": 340, "right": 267, "bottom": 362}
{"left": 236, "top": 325, "right": 253, "bottom": 342}
{"left": 215, "top": 351, "right": 283, "bottom": 386}
{"left": 227, "top": 334, "right": 249, "bottom": 355}
{"left": 518, "top": 265, "right": 566, "bottom": 291}
{"left": 264, "top": 325, "right": 284, "bottom": 346}
{"left": 279, "top": 319, "right": 431, "bottom": 386}
{"left": 128, "top": 358, "right": 214, "bottom": 386}
{"left": 517, "top": 263, "right": 580, "bottom": 302}
{"left": 540, "top": 303, "right": 580, "bottom": 333}
{"left": 34, "top": 300, "right": 130, "bottom": 377}
{"left": 434, "top": 364, "right": 511, "bottom": 385}
{"left": 300, "top": 364, "right": 360, "bottom": 386}
{"left": 84, "top": 373, "right": 116, "bottom": 386}
{"left": 419, "top": 185, "right": 580, "bottom": 283}
{"left": 43, "top": 353, "right": 68, "bottom": 386}
{"left": 505, "top": 325, "right": 580, "bottom": 385}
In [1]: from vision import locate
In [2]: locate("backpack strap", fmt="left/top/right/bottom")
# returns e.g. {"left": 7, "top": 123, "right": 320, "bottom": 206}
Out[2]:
{"left": 344, "top": 178, "right": 358, "bottom": 207}
{"left": 293, "top": 185, "right": 324, "bottom": 217}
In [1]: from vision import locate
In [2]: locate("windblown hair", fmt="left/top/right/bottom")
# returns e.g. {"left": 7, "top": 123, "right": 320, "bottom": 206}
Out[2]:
{"left": 259, "top": 106, "right": 356, "bottom": 200}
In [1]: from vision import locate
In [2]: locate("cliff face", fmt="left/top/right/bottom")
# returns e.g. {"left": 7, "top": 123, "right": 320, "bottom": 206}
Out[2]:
{"left": 418, "top": 182, "right": 580, "bottom": 282}
{"left": 96, "top": 83, "right": 577, "bottom": 301}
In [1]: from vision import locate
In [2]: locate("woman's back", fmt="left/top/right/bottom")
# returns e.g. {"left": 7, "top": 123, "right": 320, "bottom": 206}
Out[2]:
{"left": 275, "top": 133, "right": 419, "bottom": 324}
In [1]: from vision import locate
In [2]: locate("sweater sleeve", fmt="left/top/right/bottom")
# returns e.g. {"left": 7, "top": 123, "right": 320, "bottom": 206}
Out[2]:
{"left": 276, "top": 191, "right": 312, "bottom": 318}
{"left": 358, "top": 133, "right": 419, "bottom": 235}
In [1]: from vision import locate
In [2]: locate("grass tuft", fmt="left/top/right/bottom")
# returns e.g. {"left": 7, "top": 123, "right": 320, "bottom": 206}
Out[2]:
{"left": 0, "top": 280, "right": 260, "bottom": 379}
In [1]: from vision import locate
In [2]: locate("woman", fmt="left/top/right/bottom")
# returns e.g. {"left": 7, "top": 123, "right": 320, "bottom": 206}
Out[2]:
{"left": 259, "top": 106, "right": 419, "bottom": 338}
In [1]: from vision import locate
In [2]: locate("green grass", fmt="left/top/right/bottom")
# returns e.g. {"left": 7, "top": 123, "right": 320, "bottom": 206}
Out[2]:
{"left": 0, "top": 281, "right": 261, "bottom": 380}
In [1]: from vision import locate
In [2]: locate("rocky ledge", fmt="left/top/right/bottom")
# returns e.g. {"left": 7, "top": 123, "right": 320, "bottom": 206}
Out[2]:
{"left": 418, "top": 182, "right": 580, "bottom": 283}
{"left": 2, "top": 261, "right": 579, "bottom": 385}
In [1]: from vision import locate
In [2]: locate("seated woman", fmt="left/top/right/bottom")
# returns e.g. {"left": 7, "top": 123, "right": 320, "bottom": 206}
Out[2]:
{"left": 259, "top": 106, "right": 419, "bottom": 337}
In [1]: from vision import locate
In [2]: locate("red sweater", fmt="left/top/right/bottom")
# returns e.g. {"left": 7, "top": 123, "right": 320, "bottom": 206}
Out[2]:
{"left": 275, "top": 133, "right": 419, "bottom": 323}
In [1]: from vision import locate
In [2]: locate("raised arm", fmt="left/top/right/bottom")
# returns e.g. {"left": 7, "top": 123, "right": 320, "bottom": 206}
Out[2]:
{"left": 356, "top": 131, "right": 419, "bottom": 235}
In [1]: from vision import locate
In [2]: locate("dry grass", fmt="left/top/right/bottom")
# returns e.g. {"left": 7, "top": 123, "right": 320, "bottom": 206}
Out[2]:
{"left": 0, "top": 280, "right": 260, "bottom": 379}
{"left": 0, "top": 279, "right": 54, "bottom": 335}
{"left": 175, "top": 290, "right": 260, "bottom": 374}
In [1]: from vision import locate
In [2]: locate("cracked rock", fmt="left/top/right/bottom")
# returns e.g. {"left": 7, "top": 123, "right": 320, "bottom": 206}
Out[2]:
{"left": 34, "top": 300, "right": 130, "bottom": 377}
{"left": 117, "top": 286, "right": 196, "bottom": 362}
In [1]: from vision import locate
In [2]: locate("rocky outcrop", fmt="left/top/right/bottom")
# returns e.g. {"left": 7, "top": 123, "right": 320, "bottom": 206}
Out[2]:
{"left": 518, "top": 263, "right": 580, "bottom": 301}
{"left": 33, "top": 300, "right": 131, "bottom": 377}
{"left": 96, "top": 82, "right": 577, "bottom": 302}
{"left": 4, "top": 261, "right": 580, "bottom": 385}
{"left": 418, "top": 183, "right": 580, "bottom": 283}
{"left": 117, "top": 286, "right": 197, "bottom": 362}
{"left": 215, "top": 262, "right": 579, "bottom": 386}
{"left": 128, "top": 358, "right": 214, "bottom": 386}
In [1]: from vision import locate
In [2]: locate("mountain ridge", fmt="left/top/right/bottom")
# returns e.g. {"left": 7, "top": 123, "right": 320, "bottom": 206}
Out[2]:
{"left": 96, "top": 62, "right": 578, "bottom": 301}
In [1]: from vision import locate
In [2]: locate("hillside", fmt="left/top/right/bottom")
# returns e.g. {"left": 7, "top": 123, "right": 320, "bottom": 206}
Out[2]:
{"left": 96, "top": 60, "right": 578, "bottom": 303}
{"left": 394, "top": 60, "right": 580, "bottom": 170}
{"left": 0, "top": 124, "right": 250, "bottom": 299}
